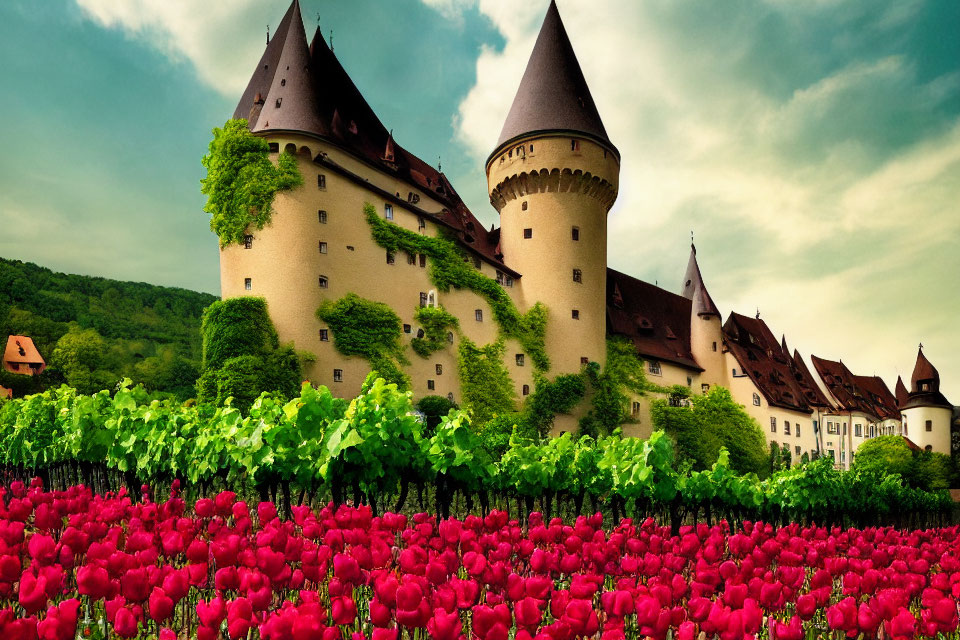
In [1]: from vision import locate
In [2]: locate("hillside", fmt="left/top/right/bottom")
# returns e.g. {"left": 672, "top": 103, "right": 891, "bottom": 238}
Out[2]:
{"left": 0, "top": 257, "right": 218, "bottom": 398}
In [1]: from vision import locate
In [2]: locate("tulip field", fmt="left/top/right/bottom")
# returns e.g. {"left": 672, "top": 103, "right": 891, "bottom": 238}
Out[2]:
{"left": 2, "top": 479, "right": 960, "bottom": 640}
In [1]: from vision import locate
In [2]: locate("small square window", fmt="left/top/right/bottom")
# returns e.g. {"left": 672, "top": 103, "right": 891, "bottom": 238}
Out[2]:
{"left": 317, "top": 174, "right": 326, "bottom": 189}
{"left": 319, "top": 329, "right": 329, "bottom": 342}
{"left": 926, "top": 420, "right": 933, "bottom": 432}
{"left": 529, "top": 144, "right": 534, "bottom": 153}
{"left": 419, "top": 254, "right": 426, "bottom": 268}
{"left": 319, "top": 241, "right": 327, "bottom": 254}
{"left": 319, "top": 276, "right": 328, "bottom": 288}
{"left": 386, "top": 251, "right": 395, "bottom": 264}
{"left": 268, "top": 142, "right": 279, "bottom": 153}
{"left": 580, "top": 356, "right": 589, "bottom": 365}
{"left": 436, "top": 364, "right": 443, "bottom": 376}
{"left": 522, "top": 384, "right": 530, "bottom": 396}
{"left": 244, "top": 235, "right": 253, "bottom": 249}
{"left": 244, "top": 277, "right": 252, "bottom": 291}
{"left": 571, "top": 227, "right": 580, "bottom": 241}
{"left": 427, "top": 379, "right": 435, "bottom": 390}
{"left": 521, "top": 201, "right": 528, "bottom": 211}
{"left": 701, "top": 384, "right": 710, "bottom": 394}
{"left": 516, "top": 354, "right": 524, "bottom": 367}
{"left": 523, "top": 228, "right": 532, "bottom": 239}
{"left": 571, "top": 309, "right": 580, "bottom": 319}
{"left": 385, "top": 204, "right": 393, "bottom": 220}
{"left": 333, "top": 369, "right": 343, "bottom": 382}
{"left": 572, "top": 268, "right": 582, "bottom": 283}
{"left": 505, "top": 276, "right": 513, "bottom": 287}
{"left": 475, "top": 309, "right": 483, "bottom": 322}
{"left": 648, "top": 361, "right": 662, "bottom": 376}
{"left": 403, "top": 324, "right": 411, "bottom": 334}
{"left": 795, "top": 445, "right": 801, "bottom": 456}
{"left": 318, "top": 210, "right": 327, "bottom": 223}
{"left": 496, "top": 271, "right": 504, "bottom": 285}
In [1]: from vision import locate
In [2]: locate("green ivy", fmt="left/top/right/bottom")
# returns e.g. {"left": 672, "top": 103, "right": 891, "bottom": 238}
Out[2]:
{"left": 579, "top": 338, "right": 651, "bottom": 436}
{"left": 456, "top": 337, "right": 516, "bottom": 425}
{"left": 201, "top": 119, "right": 303, "bottom": 247}
{"left": 316, "top": 293, "right": 409, "bottom": 389}
{"left": 364, "top": 204, "right": 549, "bottom": 370}
{"left": 411, "top": 306, "right": 459, "bottom": 358}
{"left": 523, "top": 372, "right": 587, "bottom": 437}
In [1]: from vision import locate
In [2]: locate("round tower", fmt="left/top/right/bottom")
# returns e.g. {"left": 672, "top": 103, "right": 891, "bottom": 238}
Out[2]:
{"left": 486, "top": 1, "right": 619, "bottom": 375}
{"left": 900, "top": 345, "right": 953, "bottom": 454}
{"left": 680, "top": 242, "right": 724, "bottom": 389}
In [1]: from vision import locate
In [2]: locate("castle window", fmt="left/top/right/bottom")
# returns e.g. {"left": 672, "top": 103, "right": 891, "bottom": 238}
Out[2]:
{"left": 319, "top": 329, "right": 329, "bottom": 342}
{"left": 384, "top": 203, "right": 393, "bottom": 220}
{"left": 496, "top": 271, "right": 504, "bottom": 285}
{"left": 447, "top": 392, "right": 455, "bottom": 403}
{"left": 318, "top": 275, "right": 329, "bottom": 288}
{"left": 407, "top": 252, "right": 416, "bottom": 265}
{"left": 581, "top": 356, "right": 590, "bottom": 365}
{"left": 508, "top": 149, "right": 512, "bottom": 158}
{"left": 446, "top": 331, "right": 454, "bottom": 344}
{"left": 572, "top": 309, "right": 580, "bottom": 320}
{"left": 418, "top": 216, "right": 425, "bottom": 230}
{"left": 796, "top": 424, "right": 801, "bottom": 437}
{"left": 571, "top": 139, "right": 580, "bottom": 152}
{"left": 347, "top": 245, "right": 354, "bottom": 251}
{"left": 648, "top": 361, "right": 662, "bottom": 376}
{"left": 523, "top": 228, "right": 532, "bottom": 239}
{"left": 317, "top": 174, "right": 326, "bottom": 189}
{"left": 275, "top": 97, "right": 282, "bottom": 108}
{"left": 244, "top": 278, "right": 252, "bottom": 291}
{"left": 333, "top": 369, "right": 343, "bottom": 382}
{"left": 473, "top": 257, "right": 481, "bottom": 269}
{"left": 926, "top": 420, "right": 933, "bottom": 432}
{"left": 522, "top": 384, "right": 530, "bottom": 396}
{"left": 572, "top": 268, "right": 582, "bottom": 283}
{"left": 753, "top": 393, "right": 761, "bottom": 406}
{"left": 268, "top": 142, "right": 279, "bottom": 153}
{"left": 408, "top": 192, "right": 420, "bottom": 204}
{"left": 319, "top": 241, "right": 327, "bottom": 254}
{"left": 403, "top": 324, "right": 411, "bottom": 334}
{"left": 632, "top": 401, "right": 641, "bottom": 416}
{"left": 386, "top": 251, "right": 395, "bottom": 264}
{"left": 244, "top": 235, "right": 253, "bottom": 249}
{"left": 522, "top": 201, "right": 528, "bottom": 211}
{"left": 529, "top": 144, "right": 534, "bottom": 154}
{"left": 505, "top": 276, "right": 513, "bottom": 287}
{"left": 427, "top": 292, "right": 436, "bottom": 307}
{"left": 436, "top": 364, "right": 442, "bottom": 375}
{"left": 920, "top": 382, "right": 930, "bottom": 391}
{"left": 712, "top": 342, "right": 717, "bottom": 352}
{"left": 427, "top": 380, "right": 435, "bottom": 390}
{"left": 419, "top": 254, "right": 426, "bottom": 268}
{"left": 516, "top": 354, "right": 524, "bottom": 367}
{"left": 419, "top": 292, "right": 427, "bottom": 307}
{"left": 475, "top": 309, "right": 483, "bottom": 322}
{"left": 281, "top": 78, "right": 286, "bottom": 86}
{"left": 701, "top": 384, "right": 710, "bottom": 394}
{"left": 784, "top": 421, "right": 791, "bottom": 435}
{"left": 417, "top": 329, "right": 425, "bottom": 339}
{"left": 795, "top": 445, "right": 801, "bottom": 456}
{"left": 770, "top": 417, "right": 777, "bottom": 433}
{"left": 318, "top": 210, "right": 327, "bottom": 223}
{"left": 572, "top": 227, "right": 580, "bottom": 241}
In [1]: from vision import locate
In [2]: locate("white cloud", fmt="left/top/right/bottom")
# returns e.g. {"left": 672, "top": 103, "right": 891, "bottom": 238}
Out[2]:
{"left": 446, "top": 0, "right": 960, "bottom": 396}
{"left": 73, "top": 0, "right": 279, "bottom": 95}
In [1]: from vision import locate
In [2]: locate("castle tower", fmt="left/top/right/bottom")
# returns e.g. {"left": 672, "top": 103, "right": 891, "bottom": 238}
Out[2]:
{"left": 680, "top": 243, "right": 724, "bottom": 389}
{"left": 486, "top": 1, "right": 619, "bottom": 374}
{"left": 900, "top": 346, "right": 953, "bottom": 453}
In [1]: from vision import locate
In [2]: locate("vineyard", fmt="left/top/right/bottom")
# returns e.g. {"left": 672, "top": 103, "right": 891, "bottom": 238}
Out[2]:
{"left": 0, "top": 376, "right": 951, "bottom": 532}
{"left": 1, "top": 482, "right": 960, "bottom": 640}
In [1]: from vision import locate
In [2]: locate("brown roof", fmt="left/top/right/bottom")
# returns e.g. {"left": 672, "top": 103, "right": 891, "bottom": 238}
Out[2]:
{"left": 723, "top": 313, "right": 817, "bottom": 413}
{"left": 233, "top": 1, "right": 510, "bottom": 272}
{"left": 790, "top": 349, "right": 834, "bottom": 409}
{"left": 607, "top": 269, "right": 702, "bottom": 371}
{"left": 895, "top": 376, "right": 909, "bottom": 407}
{"left": 904, "top": 346, "right": 952, "bottom": 409}
{"left": 852, "top": 375, "right": 901, "bottom": 421}
{"left": 493, "top": 1, "right": 615, "bottom": 157}
{"left": 679, "top": 244, "right": 720, "bottom": 318}
{"left": 3, "top": 335, "right": 45, "bottom": 375}
{"left": 810, "top": 355, "right": 900, "bottom": 420}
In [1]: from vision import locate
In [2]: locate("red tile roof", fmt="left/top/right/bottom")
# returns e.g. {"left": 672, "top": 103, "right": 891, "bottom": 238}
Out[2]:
{"left": 3, "top": 335, "right": 45, "bottom": 375}
{"left": 810, "top": 355, "right": 901, "bottom": 420}
{"left": 904, "top": 346, "right": 952, "bottom": 409}
{"left": 606, "top": 270, "right": 702, "bottom": 371}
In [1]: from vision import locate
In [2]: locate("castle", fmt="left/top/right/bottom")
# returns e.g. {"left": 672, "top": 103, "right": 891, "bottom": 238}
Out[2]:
{"left": 220, "top": 0, "right": 957, "bottom": 465}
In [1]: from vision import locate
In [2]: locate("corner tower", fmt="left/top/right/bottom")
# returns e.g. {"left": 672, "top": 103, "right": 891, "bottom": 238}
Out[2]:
{"left": 680, "top": 243, "right": 724, "bottom": 388}
{"left": 901, "top": 346, "right": 953, "bottom": 453}
{"left": 486, "top": 1, "right": 619, "bottom": 374}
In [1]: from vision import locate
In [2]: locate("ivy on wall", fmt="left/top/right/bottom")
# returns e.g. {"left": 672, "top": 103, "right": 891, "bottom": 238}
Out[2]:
{"left": 524, "top": 373, "right": 587, "bottom": 437}
{"left": 578, "top": 338, "right": 654, "bottom": 437}
{"left": 364, "top": 204, "right": 549, "bottom": 371}
{"left": 411, "top": 306, "right": 459, "bottom": 358}
{"left": 456, "top": 337, "right": 516, "bottom": 426}
{"left": 316, "top": 293, "right": 409, "bottom": 389}
{"left": 201, "top": 119, "right": 303, "bottom": 247}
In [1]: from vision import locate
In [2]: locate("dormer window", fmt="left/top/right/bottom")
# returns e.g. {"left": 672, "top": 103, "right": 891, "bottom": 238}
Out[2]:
{"left": 920, "top": 382, "right": 930, "bottom": 391}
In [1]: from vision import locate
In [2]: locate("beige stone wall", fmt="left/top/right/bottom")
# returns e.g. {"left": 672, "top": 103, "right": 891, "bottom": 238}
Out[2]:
{"left": 626, "top": 361, "right": 700, "bottom": 439}
{"left": 690, "top": 315, "right": 726, "bottom": 389}
{"left": 487, "top": 135, "right": 619, "bottom": 377}
{"left": 220, "top": 132, "right": 535, "bottom": 404}
{"left": 902, "top": 405, "right": 953, "bottom": 454}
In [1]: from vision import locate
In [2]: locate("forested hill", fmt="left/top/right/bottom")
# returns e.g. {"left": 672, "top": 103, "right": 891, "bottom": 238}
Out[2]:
{"left": 0, "top": 257, "right": 219, "bottom": 398}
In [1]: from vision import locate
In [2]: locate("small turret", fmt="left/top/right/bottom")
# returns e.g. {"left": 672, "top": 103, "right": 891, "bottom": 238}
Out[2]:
{"left": 680, "top": 243, "right": 724, "bottom": 388}
{"left": 895, "top": 375, "right": 908, "bottom": 408}
{"left": 681, "top": 243, "right": 721, "bottom": 319}
{"left": 901, "top": 345, "right": 953, "bottom": 453}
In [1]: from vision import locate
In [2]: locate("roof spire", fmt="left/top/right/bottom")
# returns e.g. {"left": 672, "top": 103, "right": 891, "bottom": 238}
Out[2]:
{"left": 493, "top": 0, "right": 615, "bottom": 156}
{"left": 266, "top": 25, "right": 270, "bottom": 45}
{"left": 680, "top": 241, "right": 720, "bottom": 318}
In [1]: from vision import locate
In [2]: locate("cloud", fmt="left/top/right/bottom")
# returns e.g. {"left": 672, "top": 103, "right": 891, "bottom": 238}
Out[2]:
{"left": 446, "top": 0, "right": 960, "bottom": 394}
{"left": 73, "top": 0, "right": 278, "bottom": 96}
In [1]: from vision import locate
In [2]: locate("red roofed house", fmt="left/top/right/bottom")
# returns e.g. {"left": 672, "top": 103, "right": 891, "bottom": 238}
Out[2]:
{"left": 3, "top": 335, "right": 46, "bottom": 376}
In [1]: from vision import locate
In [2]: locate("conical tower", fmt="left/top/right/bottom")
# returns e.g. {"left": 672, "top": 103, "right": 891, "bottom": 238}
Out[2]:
{"left": 486, "top": 1, "right": 619, "bottom": 374}
{"left": 680, "top": 243, "right": 724, "bottom": 388}
{"left": 901, "top": 345, "right": 953, "bottom": 453}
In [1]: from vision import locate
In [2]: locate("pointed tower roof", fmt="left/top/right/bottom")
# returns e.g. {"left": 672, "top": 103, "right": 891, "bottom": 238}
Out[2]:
{"left": 680, "top": 244, "right": 721, "bottom": 318}
{"left": 910, "top": 345, "right": 940, "bottom": 391}
{"left": 904, "top": 345, "right": 952, "bottom": 409}
{"left": 781, "top": 335, "right": 789, "bottom": 357}
{"left": 494, "top": 1, "right": 615, "bottom": 156}
{"left": 234, "top": 0, "right": 325, "bottom": 136}
{"left": 895, "top": 375, "right": 909, "bottom": 407}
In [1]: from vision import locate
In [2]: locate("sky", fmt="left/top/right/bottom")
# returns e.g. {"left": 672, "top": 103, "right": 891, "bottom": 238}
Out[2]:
{"left": 0, "top": 0, "right": 957, "bottom": 397}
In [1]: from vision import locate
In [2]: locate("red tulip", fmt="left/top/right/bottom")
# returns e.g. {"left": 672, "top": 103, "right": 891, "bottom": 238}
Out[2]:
{"left": 18, "top": 571, "right": 49, "bottom": 614}
{"left": 113, "top": 607, "right": 140, "bottom": 639}
{"left": 331, "top": 595, "right": 357, "bottom": 626}
{"left": 149, "top": 587, "right": 174, "bottom": 622}
{"left": 227, "top": 598, "right": 255, "bottom": 639}
{"left": 37, "top": 599, "right": 79, "bottom": 640}
{"left": 428, "top": 609, "right": 462, "bottom": 640}
{"left": 515, "top": 597, "right": 542, "bottom": 632}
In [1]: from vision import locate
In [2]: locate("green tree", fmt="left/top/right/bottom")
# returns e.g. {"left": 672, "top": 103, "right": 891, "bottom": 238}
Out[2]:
{"left": 51, "top": 325, "right": 116, "bottom": 394}
{"left": 200, "top": 119, "right": 303, "bottom": 247}
{"left": 852, "top": 435, "right": 915, "bottom": 480}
